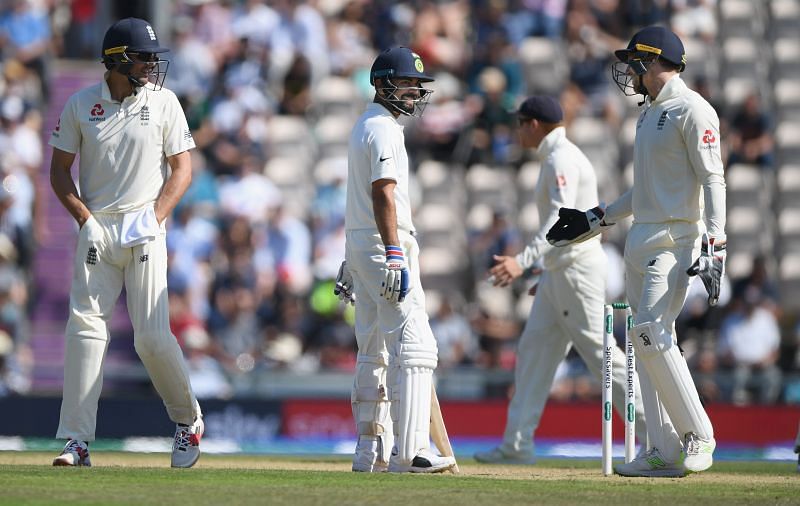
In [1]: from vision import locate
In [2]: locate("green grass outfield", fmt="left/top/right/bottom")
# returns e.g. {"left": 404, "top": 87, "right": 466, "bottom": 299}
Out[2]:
{"left": 1, "top": 452, "right": 798, "bottom": 506}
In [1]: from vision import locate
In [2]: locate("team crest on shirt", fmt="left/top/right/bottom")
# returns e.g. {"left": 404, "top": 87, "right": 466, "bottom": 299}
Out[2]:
{"left": 556, "top": 175, "right": 567, "bottom": 188}
{"left": 89, "top": 103, "right": 105, "bottom": 122}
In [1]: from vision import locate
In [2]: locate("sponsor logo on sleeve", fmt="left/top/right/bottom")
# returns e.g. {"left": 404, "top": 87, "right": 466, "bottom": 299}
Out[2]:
{"left": 702, "top": 129, "right": 716, "bottom": 144}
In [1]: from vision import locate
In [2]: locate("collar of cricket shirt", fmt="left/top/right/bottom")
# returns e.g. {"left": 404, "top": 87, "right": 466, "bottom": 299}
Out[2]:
{"left": 652, "top": 74, "right": 686, "bottom": 104}
{"left": 536, "top": 125, "right": 566, "bottom": 160}
{"left": 367, "top": 102, "right": 404, "bottom": 130}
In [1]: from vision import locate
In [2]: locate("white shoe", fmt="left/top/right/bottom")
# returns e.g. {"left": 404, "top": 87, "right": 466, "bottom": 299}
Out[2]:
{"left": 53, "top": 439, "right": 91, "bottom": 467}
{"left": 171, "top": 417, "right": 203, "bottom": 468}
{"left": 614, "top": 448, "right": 685, "bottom": 477}
{"left": 683, "top": 432, "right": 715, "bottom": 472}
{"left": 388, "top": 448, "right": 456, "bottom": 473}
{"left": 474, "top": 446, "right": 536, "bottom": 465}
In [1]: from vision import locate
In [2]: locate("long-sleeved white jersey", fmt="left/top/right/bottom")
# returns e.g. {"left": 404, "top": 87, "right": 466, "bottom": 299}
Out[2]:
{"left": 605, "top": 75, "right": 726, "bottom": 238}
{"left": 516, "top": 126, "right": 602, "bottom": 271}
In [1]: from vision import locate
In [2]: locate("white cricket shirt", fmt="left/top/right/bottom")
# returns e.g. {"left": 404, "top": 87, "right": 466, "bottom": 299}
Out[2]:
{"left": 628, "top": 75, "right": 726, "bottom": 236}
{"left": 516, "top": 126, "right": 602, "bottom": 271}
{"left": 49, "top": 78, "right": 196, "bottom": 213}
{"left": 346, "top": 103, "right": 414, "bottom": 234}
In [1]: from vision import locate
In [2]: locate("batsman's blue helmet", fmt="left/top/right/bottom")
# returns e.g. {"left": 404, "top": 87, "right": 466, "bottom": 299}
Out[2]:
{"left": 369, "top": 47, "right": 434, "bottom": 86}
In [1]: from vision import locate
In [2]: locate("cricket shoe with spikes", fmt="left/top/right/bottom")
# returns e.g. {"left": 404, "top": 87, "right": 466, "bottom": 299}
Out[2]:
{"left": 614, "top": 447, "right": 685, "bottom": 477}
{"left": 53, "top": 439, "right": 91, "bottom": 467}
{"left": 388, "top": 448, "right": 456, "bottom": 473}
{"left": 683, "top": 432, "right": 715, "bottom": 472}
{"left": 474, "top": 446, "right": 536, "bottom": 465}
{"left": 171, "top": 417, "right": 203, "bottom": 468}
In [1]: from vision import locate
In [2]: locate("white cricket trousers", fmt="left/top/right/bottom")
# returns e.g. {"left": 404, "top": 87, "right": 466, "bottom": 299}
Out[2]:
{"left": 57, "top": 213, "right": 200, "bottom": 442}
{"left": 624, "top": 221, "right": 712, "bottom": 462}
{"left": 500, "top": 249, "right": 647, "bottom": 454}
{"left": 346, "top": 229, "right": 439, "bottom": 464}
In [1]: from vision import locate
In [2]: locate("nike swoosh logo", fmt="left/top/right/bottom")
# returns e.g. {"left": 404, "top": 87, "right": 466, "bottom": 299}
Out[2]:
{"left": 379, "top": 156, "right": 391, "bottom": 162}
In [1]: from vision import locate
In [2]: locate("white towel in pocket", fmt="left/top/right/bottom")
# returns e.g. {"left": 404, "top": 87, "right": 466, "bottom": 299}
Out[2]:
{"left": 120, "top": 207, "right": 159, "bottom": 248}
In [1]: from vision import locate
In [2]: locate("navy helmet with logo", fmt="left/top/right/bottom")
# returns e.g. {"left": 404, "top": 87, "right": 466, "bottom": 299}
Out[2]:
{"left": 370, "top": 47, "right": 434, "bottom": 117}
{"left": 612, "top": 26, "right": 686, "bottom": 97}
{"left": 102, "top": 18, "right": 170, "bottom": 90}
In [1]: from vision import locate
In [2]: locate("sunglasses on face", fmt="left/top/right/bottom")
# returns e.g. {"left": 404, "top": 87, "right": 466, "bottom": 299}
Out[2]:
{"left": 129, "top": 52, "right": 158, "bottom": 63}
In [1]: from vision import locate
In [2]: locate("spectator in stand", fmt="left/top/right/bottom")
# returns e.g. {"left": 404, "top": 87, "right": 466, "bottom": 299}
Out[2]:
{"left": 731, "top": 255, "right": 780, "bottom": 317}
{"left": 727, "top": 92, "right": 775, "bottom": 171}
{"left": 0, "top": 94, "right": 45, "bottom": 248}
{"left": 503, "top": 0, "right": 568, "bottom": 43}
{"left": 671, "top": 0, "right": 718, "bottom": 44}
{"left": 467, "top": 67, "right": 517, "bottom": 166}
{"left": 327, "top": 0, "right": 376, "bottom": 77}
{"left": 561, "top": 0, "right": 623, "bottom": 127}
{"left": 718, "top": 286, "right": 783, "bottom": 405}
{"left": 0, "top": 0, "right": 52, "bottom": 101}
{"left": 430, "top": 295, "right": 478, "bottom": 368}
{"left": 468, "top": 206, "right": 522, "bottom": 282}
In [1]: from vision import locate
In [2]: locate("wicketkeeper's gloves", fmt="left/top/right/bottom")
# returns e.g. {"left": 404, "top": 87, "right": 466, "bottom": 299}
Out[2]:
{"left": 546, "top": 205, "right": 612, "bottom": 247}
{"left": 686, "top": 233, "right": 726, "bottom": 306}
{"left": 334, "top": 261, "right": 355, "bottom": 305}
{"left": 381, "top": 245, "right": 409, "bottom": 303}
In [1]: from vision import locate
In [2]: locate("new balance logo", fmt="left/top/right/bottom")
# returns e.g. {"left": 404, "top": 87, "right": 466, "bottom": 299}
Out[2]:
{"left": 139, "top": 254, "right": 149, "bottom": 263}
{"left": 86, "top": 247, "right": 98, "bottom": 265}
{"left": 640, "top": 332, "right": 651, "bottom": 346}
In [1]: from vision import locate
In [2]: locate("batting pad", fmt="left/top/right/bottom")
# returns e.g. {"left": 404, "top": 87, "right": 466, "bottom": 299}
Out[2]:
{"left": 630, "top": 322, "right": 713, "bottom": 441}
{"left": 390, "top": 365, "right": 434, "bottom": 464}
{"left": 352, "top": 354, "right": 392, "bottom": 465}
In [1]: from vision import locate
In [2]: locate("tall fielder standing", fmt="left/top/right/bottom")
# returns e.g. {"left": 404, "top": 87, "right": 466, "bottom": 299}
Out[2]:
{"left": 339, "top": 46, "right": 455, "bottom": 473}
{"left": 474, "top": 96, "right": 647, "bottom": 464}
{"left": 49, "top": 18, "right": 203, "bottom": 468}
{"left": 547, "top": 26, "right": 725, "bottom": 477}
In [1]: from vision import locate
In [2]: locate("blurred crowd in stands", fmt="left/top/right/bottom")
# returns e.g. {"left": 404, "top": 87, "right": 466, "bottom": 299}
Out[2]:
{"left": 0, "top": 0, "right": 799, "bottom": 407}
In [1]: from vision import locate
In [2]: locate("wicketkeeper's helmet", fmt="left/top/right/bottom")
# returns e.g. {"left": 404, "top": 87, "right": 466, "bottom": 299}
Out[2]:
{"left": 612, "top": 26, "right": 686, "bottom": 97}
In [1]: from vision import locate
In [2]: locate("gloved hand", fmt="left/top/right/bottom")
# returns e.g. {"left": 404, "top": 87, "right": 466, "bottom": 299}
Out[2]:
{"left": 334, "top": 261, "right": 355, "bottom": 305}
{"left": 546, "top": 205, "right": 611, "bottom": 246}
{"left": 686, "top": 233, "right": 726, "bottom": 306}
{"left": 380, "top": 245, "right": 409, "bottom": 303}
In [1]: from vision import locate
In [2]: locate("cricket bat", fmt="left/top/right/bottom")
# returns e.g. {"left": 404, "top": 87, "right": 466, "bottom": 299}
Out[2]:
{"left": 430, "top": 384, "right": 460, "bottom": 474}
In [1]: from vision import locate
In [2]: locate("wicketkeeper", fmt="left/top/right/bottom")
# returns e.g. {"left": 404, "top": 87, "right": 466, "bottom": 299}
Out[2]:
{"left": 547, "top": 26, "right": 725, "bottom": 477}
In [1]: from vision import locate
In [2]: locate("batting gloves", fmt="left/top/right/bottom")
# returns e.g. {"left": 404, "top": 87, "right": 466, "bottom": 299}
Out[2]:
{"left": 687, "top": 233, "right": 726, "bottom": 306}
{"left": 546, "top": 205, "right": 612, "bottom": 247}
{"left": 334, "top": 261, "right": 356, "bottom": 305}
{"left": 381, "top": 245, "right": 409, "bottom": 303}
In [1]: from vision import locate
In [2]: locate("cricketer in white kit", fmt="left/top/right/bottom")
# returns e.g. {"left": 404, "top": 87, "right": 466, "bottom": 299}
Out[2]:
{"left": 339, "top": 46, "right": 455, "bottom": 473}
{"left": 474, "top": 96, "right": 647, "bottom": 465}
{"left": 48, "top": 18, "right": 203, "bottom": 468}
{"left": 547, "top": 26, "right": 725, "bottom": 477}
